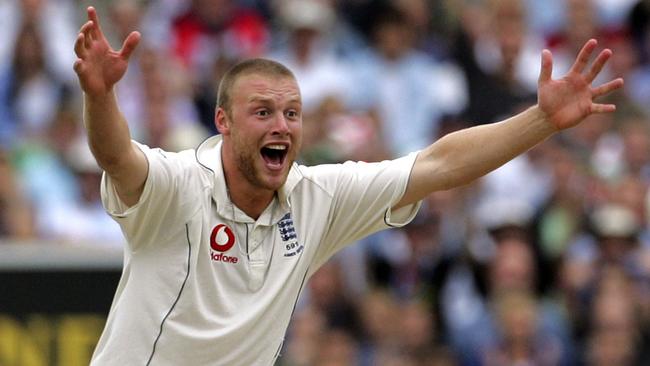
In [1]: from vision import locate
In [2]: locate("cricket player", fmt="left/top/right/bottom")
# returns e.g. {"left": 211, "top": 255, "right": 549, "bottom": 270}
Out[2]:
{"left": 72, "top": 6, "right": 623, "bottom": 366}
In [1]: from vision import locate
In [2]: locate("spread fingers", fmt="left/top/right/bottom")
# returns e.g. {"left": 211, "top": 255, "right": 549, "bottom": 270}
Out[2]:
{"left": 592, "top": 78, "right": 624, "bottom": 98}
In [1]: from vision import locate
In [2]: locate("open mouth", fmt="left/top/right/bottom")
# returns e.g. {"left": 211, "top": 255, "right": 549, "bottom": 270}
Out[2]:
{"left": 260, "top": 144, "right": 288, "bottom": 170}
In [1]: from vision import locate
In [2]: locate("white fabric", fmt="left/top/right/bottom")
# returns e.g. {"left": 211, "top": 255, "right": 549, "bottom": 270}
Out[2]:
{"left": 91, "top": 135, "right": 420, "bottom": 365}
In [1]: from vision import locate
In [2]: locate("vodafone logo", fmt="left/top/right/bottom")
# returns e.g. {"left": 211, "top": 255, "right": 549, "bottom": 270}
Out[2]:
{"left": 210, "top": 224, "right": 238, "bottom": 264}
{"left": 210, "top": 224, "right": 235, "bottom": 252}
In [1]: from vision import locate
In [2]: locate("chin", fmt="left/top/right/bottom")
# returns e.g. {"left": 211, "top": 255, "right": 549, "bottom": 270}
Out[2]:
{"left": 264, "top": 176, "right": 288, "bottom": 191}
{"left": 260, "top": 171, "right": 289, "bottom": 191}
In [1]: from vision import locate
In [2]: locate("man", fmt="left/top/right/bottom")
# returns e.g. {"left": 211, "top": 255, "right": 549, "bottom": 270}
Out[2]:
{"left": 73, "top": 6, "right": 622, "bottom": 366}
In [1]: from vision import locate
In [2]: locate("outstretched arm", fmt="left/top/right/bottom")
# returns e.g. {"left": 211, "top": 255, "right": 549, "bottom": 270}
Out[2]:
{"left": 395, "top": 39, "right": 623, "bottom": 209}
{"left": 73, "top": 6, "right": 146, "bottom": 207}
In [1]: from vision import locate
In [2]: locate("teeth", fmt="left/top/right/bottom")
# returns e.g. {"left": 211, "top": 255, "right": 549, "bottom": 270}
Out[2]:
{"left": 266, "top": 145, "right": 287, "bottom": 150}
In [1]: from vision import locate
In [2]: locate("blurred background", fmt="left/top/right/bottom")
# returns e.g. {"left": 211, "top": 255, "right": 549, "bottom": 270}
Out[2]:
{"left": 1, "top": 0, "right": 650, "bottom": 365}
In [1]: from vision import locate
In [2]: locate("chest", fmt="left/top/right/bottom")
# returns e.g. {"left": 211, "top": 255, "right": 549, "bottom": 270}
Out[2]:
{"left": 191, "top": 204, "right": 315, "bottom": 298}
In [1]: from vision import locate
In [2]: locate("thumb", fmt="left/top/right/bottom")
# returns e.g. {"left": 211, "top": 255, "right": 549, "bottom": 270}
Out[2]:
{"left": 120, "top": 31, "right": 141, "bottom": 61}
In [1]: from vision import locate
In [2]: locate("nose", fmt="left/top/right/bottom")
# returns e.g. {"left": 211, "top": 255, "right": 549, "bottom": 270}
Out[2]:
{"left": 271, "top": 112, "right": 290, "bottom": 135}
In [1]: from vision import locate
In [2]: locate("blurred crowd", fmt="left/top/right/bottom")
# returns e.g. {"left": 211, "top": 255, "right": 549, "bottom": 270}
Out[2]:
{"left": 1, "top": 0, "right": 650, "bottom": 365}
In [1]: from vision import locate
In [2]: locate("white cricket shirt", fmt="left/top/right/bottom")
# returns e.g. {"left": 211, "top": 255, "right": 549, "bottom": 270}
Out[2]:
{"left": 91, "top": 136, "right": 420, "bottom": 365}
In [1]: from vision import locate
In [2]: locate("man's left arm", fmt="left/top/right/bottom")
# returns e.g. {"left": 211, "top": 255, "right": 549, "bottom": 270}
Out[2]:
{"left": 394, "top": 39, "right": 623, "bottom": 209}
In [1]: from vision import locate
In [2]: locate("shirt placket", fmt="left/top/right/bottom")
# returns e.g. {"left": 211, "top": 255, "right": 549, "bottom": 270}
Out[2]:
{"left": 247, "top": 225, "right": 268, "bottom": 291}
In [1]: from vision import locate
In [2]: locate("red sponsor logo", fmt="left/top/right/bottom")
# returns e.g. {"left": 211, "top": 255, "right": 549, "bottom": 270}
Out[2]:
{"left": 211, "top": 252, "right": 239, "bottom": 263}
{"left": 210, "top": 224, "right": 238, "bottom": 264}
{"left": 210, "top": 224, "right": 235, "bottom": 252}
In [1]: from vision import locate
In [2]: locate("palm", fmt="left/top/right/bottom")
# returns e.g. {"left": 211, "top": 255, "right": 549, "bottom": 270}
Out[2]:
{"left": 74, "top": 7, "right": 139, "bottom": 96}
{"left": 539, "top": 74, "right": 593, "bottom": 130}
{"left": 536, "top": 40, "right": 623, "bottom": 131}
{"left": 80, "top": 41, "right": 129, "bottom": 95}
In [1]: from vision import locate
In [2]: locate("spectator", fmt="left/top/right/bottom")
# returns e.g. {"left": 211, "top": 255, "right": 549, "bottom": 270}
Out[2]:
{"left": 39, "top": 136, "right": 124, "bottom": 245}
{"left": 586, "top": 266, "right": 646, "bottom": 365}
{"left": 268, "top": 0, "right": 352, "bottom": 116}
{"left": 0, "top": 148, "right": 33, "bottom": 239}
{"left": 440, "top": 213, "right": 573, "bottom": 365}
{"left": 548, "top": 0, "right": 609, "bottom": 79}
{"left": 358, "top": 290, "right": 402, "bottom": 365}
{"left": 298, "top": 96, "right": 388, "bottom": 165}
{"left": 482, "top": 289, "right": 564, "bottom": 366}
{"left": 281, "top": 305, "right": 327, "bottom": 366}
{"left": 169, "top": 0, "right": 269, "bottom": 132}
{"left": 304, "top": 260, "right": 362, "bottom": 337}
{"left": 347, "top": 3, "right": 466, "bottom": 157}
{"left": 398, "top": 299, "right": 438, "bottom": 358}
{"left": 453, "top": 0, "right": 541, "bottom": 125}
{"left": 0, "top": 20, "right": 72, "bottom": 146}
{"left": 137, "top": 47, "right": 207, "bottom": 151}
{"left": 561, "top": 202, "right": 650, "bottom": 352}
{"left": 535, "top": 143, "right": 588, "bottom": 263}
{"left": 620, "top": 118, "right": 650, "bottom": 181}
{"left": 0, "top": 0, "right": 76, "bottom": 81}
{"left": 625, "top": 0, "right": 650, "bottom": 114}
{"left": 14, "top": 103, "right": 82, "bottom": 239}
{"left": 103, "top": 0, "right": 206, "bottom": 150}
{"left": 315, "top": 327, "right": 361, "bottom": 366}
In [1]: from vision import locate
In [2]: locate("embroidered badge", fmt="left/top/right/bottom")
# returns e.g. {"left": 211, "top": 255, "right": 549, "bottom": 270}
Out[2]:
{"left": 279, "top": 213, "right": 303, "bottom": 257}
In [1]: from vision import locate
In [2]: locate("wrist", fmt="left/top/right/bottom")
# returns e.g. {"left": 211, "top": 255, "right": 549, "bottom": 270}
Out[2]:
{"left": 84, "top": 87, "right": 115, "bottom": 100}
{"left": 84, "top": 88, "right": 117, "bottom": 103}
{"left": 531, "top": 105, "right": 561, "bottom": 134}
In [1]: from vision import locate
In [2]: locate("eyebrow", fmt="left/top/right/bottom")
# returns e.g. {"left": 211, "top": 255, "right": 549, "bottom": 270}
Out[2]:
{"left": 247, "top": 95, "right": 302, "bottom": 105}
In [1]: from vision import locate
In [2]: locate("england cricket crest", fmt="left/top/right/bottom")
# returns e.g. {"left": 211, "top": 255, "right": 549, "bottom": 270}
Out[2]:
{"left": 279, "top": 213, "right": 303, "bottom": 257}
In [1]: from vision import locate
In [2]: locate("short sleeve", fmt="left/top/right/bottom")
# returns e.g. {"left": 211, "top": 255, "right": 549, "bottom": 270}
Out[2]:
{"left": 100, "top": 142, "right": 194, "bottom": 251}
{"left": 313, "top": 152, "right": 422, "bottom": 261}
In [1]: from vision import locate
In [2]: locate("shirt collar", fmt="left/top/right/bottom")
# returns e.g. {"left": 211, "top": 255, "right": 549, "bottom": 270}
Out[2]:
{"left": 195, "top": 135, "right": 303, "bottom": 224}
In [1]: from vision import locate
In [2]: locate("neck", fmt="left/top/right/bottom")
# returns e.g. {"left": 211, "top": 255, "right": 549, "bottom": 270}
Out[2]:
{"left": 228, "top": 185, "right": 274, "bottom": 220}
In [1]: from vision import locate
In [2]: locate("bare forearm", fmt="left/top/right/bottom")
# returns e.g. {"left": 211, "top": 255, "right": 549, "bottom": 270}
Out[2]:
{"left": 394, "top": 106, "right": 557, "bottom": 209}
{"left": 83, "top": 90, "right": 133, "bottom": 171}
{"left": 83, "top": 90, "right": 147, "bottom": 206}
{"left": 424, "top": 106, "right": 556, "bottom": 190}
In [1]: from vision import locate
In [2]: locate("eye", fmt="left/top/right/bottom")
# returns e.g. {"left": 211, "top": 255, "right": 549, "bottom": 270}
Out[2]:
{"left": 286, "top": 110, "right": 299, "bottom": 119}
{"left": 255, "top": 109, "right": 270, "bottom": 117}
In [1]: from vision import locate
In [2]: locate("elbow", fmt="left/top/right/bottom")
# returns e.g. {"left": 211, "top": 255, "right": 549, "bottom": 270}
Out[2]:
{"left": 95, "top": 155, "right": 122, "bottom": 174}
{"left": 419, "top": 142, "right": 476, "bottom": 191}
{"left": 89, "top": 144, "right": 133, "bottom": 176}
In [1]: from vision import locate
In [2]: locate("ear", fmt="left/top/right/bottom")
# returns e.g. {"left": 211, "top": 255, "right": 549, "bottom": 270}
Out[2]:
{"left": 215, "top": 108, "right": 231, "bottom": 136}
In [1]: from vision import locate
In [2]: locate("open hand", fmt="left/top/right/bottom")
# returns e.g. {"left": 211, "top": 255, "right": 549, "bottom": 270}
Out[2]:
{"left": 537, "top": 39, "right": 624, "bottom": 131}
{"left": 73, "top": 7, "right": 140, "bottom": 96}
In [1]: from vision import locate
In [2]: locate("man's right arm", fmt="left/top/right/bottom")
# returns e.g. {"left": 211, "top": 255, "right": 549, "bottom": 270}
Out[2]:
{"left": 73, "top": 7, "right": 145, "bottom": 206}
{"left": 84, "top": 92, "right": 147, "bottom": 207}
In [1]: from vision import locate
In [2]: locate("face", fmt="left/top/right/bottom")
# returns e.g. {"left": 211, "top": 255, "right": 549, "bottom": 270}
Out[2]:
{"left": 218, "top": 73, "right": 303, "bottom": 193}
{"left": 491, "top": 238, "right": 535, "bottom": 292}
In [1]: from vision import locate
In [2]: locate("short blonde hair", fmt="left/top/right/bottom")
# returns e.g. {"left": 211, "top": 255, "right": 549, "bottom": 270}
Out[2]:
{"left": 216, "top": 58, "right": 296, "bottom": 117}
